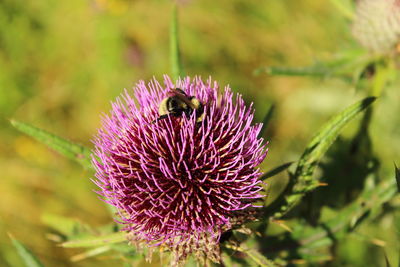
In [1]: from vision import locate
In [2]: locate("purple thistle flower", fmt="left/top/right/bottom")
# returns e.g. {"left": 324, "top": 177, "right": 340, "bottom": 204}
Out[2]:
{"left": 92, "top": 75, "right": 267, "bottom": 265}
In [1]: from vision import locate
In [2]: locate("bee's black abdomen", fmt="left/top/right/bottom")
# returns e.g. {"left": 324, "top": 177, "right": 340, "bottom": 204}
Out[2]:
{"left": 166, "top": 97, "right": 186, "bottom": 116}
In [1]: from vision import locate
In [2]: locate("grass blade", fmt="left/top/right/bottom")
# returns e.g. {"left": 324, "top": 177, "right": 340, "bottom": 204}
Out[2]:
{"left": 9, "top": 234, "right": 45, "bottom": 267}
{"left": 384, "top": 251, "right": 392, "bottom": 267}
{"left": 329, "top": 0, "right": 354, "bottom": 20}
{"left": 272, "top": 97, "right": 376, "bottom": 218}
{"left": 10, "top": 119, "right": 93, "bottom": 170}
{"left": 61, "top": 232, "right": 126, "bottom": 248}
{"left": 395, "top": 163, "right": 400, "bottom": 193}
{"left": 170, "top": 4, "right": 183, "bottom": 81}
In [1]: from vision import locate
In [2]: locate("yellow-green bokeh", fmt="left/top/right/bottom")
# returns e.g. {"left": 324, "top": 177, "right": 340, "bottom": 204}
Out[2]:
{"left": 1, "top": 0, "right": 399, "bottom": 266}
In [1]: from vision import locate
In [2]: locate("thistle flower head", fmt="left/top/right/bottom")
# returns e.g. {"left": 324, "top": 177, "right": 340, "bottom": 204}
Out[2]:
{"left": 92, "top": 75, "right": 267, "bottom": 265}
{"left": 352, "top": 0, "right": 400, "bottom": 53}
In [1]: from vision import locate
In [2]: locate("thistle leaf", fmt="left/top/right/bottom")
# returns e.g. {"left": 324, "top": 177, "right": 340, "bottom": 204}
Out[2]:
{"left": 254, "top": 65, "right": 329, "bottom": 77}
{"left": 272, "top": 97, "right": 376, "bottom": 218}
{"left": 10, "top": 119, "right": 93, "bottom": 170}
{"left": 70, "top": 246, "right": 112, "bottom": 262}
{"left": 295, "top": 97, "right": 376, "bottom": 180}
{"left": 61, "top": 232, "right": 127, "bottom": 248}
{"left": 261, "top": 162, "right": 294, "bottom": 181}
{"left": 259, "top": 104, "right": 275, "bottom": 140}
{"left": 254, "top": 49, "right": 370, "bottom": 80}
{"left": 294, "top": 175, "right": 397, "bottom": 251}
{"left": 170, "top": 4, "right": 183, "bottom": 81}
{"left": 9, "top": 234, "right": 45, "bottom": 267}
{"left": 224, "top": 243, "right": 278, "bottom": 267}
{"left": 41, "top": 213, "right": 92, "bottom": 238}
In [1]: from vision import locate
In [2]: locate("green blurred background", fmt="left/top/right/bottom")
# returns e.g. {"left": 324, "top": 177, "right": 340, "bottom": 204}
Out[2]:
{"left": 1, "top": 0, "right": 399, "bottom": 266}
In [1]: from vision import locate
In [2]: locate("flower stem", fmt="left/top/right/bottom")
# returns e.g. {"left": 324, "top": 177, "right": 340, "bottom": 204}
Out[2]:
{"left": 170, "top": 4, "right": 183, "bottom": 81}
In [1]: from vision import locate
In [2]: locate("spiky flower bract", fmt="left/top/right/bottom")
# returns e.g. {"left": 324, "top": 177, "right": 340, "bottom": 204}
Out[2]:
{"left": 92, "top": 75, "right": 267, "bottom": 265}
{"left": 352, "top": 0, "right": 400, "bottom": 53}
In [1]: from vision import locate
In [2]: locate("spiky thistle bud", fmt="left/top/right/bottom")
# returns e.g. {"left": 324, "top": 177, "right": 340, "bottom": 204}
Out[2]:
{"left": 352, "top": 0, "right": 400, "bottom": 53}
{"left": 92, "top": 75, "right": 267, "bottom": 266}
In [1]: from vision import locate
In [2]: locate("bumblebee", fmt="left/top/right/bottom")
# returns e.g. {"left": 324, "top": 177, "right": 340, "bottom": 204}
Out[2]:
{"left": 155, "top": 88, "right": 204, "bottom": 123}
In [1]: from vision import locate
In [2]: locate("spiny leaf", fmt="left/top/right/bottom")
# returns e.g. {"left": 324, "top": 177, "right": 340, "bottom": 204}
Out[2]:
{"left": 272, "top": 97, "right": 376, "bottom": 218}
{"left": 295, "top": 176, "right": 396, "bottom": 250}
{"left": 254, "top": 65, "right": 329, "bottom": 77}
{"left": 41, "top": 213, "right": 92, "bottom": 238}
{"left": 262, "top": 162, "right": 294, "bottom": 181}
{"left": 71, "top": 246, "right": 112, "bottom": 262}
{"left": 10, "top": 119, "right": 93, "bottom": 170}
{"left": 170, "top": 4, "right": 183, "bottom": 81}
{"left": 254, "top": 49, "right": 371, "bottom": 80}
{"left": 395, "top": 163, "right": 400, "bottom": 193}
{"left": 9, "top": 234, "right": 45, "bottom": 267}
{"left": 224, "top": 243, "right": 278, "bottom": 267}
{"left": 296, "top": 97, "right": 376, "bottom": 177}
{"left": 259, "top": 104, "right": 275, "bottom": 140}
{"left": 61, "top": 232, "right": 127, "bottom": 248}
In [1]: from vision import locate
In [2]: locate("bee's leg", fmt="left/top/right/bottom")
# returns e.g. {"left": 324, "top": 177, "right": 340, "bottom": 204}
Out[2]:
{"left": 196, "top": 103, "right": 204, "bottom": 116}
{"left": 183, "top": 109, "right": 193, "bottom": 118}
{"left": 193, "top": 102, "right": 204, "bottom": 123}
{"left": 152, "top": 114, "right": 169, "bottom": 123}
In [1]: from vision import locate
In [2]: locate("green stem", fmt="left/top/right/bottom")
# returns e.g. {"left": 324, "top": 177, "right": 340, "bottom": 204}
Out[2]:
{"left": 329, "top": 0, "right": 354, "bottom": 20}
{"left": 370, "top": 59, "right": 392, "bottom": 97}
{"left": 170, "top": 4, "right": 183, "bottom": 81}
